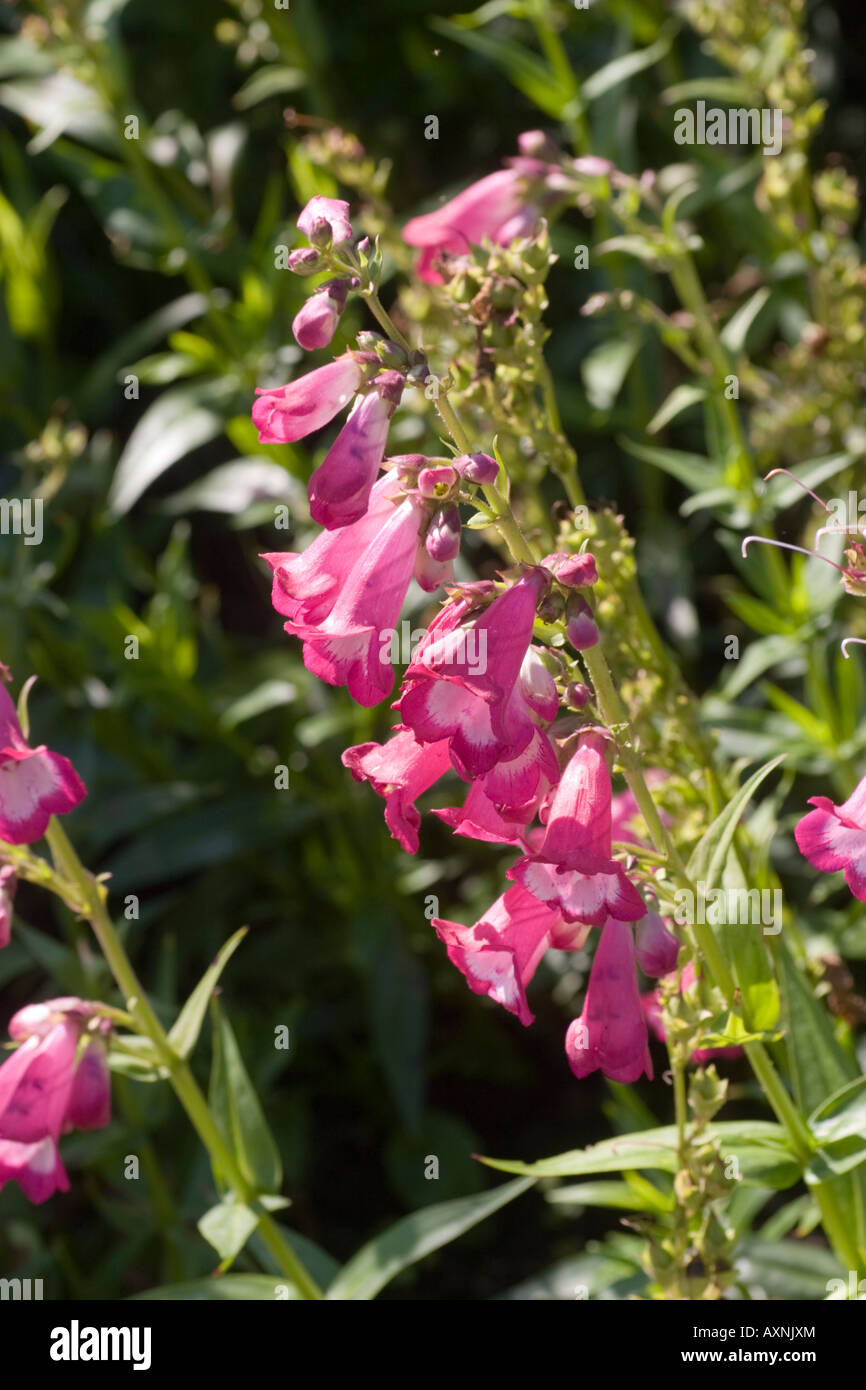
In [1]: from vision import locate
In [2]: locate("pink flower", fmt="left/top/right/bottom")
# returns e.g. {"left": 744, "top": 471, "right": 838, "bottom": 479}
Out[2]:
{"left": 287, "top": 497, "right": 424, "bottom": 706}
{"left": 0, "top": 865, "right": 15, "bottom": 948}
{"left": 0, "top": 687, "right": 86, "bottom": 845}
{"left": 292, "top": 279, "right": 350, "bottom": 351}
{"left": 508, "top": 729, "right": 646, "bottom": 925}
{"left": 297, "top": 195, "right": 353, "bottom": 248}
{"left": 566, "top": 918, "right": 653, "bottom": 1082}
{"left": 398, "top": 569, "right": 552, "bottom": 779}
{"left": 252, "top": 357, "right": 362, "bottom": 445}
{"left": 794, "top": 773, "right": 866, "bottom": 901}
{"left": 342, "top": 730, "right": 452, "bottom": 854}
{"left": 308, "top": 373, "right": 403, "bottom": 530}
{"left": 403, "top": 168, "right": 541, "bottom": 284}
{"left": 634, "top": 909, "right": 679, "bottom": 977}
{"left": 0, "top": 997, "right": 111, "bottom": 1204}
{"left": 262, "top": 472, "right": 403, "bottom": 628}
{"left": 431, "top": 780, "right": 538, "bottom": 848}
{"left": 433, "top": 882, "right": 584, "bottom": 1027}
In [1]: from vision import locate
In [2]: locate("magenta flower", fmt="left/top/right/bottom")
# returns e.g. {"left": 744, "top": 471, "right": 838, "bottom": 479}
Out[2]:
{"left": 292, "top": 279, "right": 350, "bottom": 351}
{"left": 0, "top": 687, "right": 86, "bottom": 845}
{"left": 262, "top": 471, "right": 403, "bottom": 628}
{"left": 297, "top": 195, "right": 353, "bottom": 249}
{"left": 431, "top": 779, "right": 535, "bottom": 848}
{"left": 433, "top": 882, "right": 583, "bottom": 1027}
{"left": 0, "top": 997, "right": 111, "bottom": 1203}
{"left": 342, "top": 730, "right": 452, "bottom": 854}
{"left": 288, "top": 497, "right": 424, "bottom": 706}
{"left": 308, "top": 373, "right": 403, "bottom": 530}
{"left": 794, "top": 773, "right": 866, "bottom": 901}
{"left": 0, "top": 865, "right": 15, "bottom": 948}
{"left": 566, "top": 918, "right": 653, "bottom": 1082}
{"left": 403, "top": 168, "right": 542, "bottom": 284}
{"left": 634, "top": 909, "right": 679, "bottom": 977}
{"left": 508, "top": 729, "right": 646, "bottom": 925}
{"left": 398, "top": 568, "right": 551, "bottom": 779}
{"left": 253, "top": 357, "right": 363, "bottom": 445}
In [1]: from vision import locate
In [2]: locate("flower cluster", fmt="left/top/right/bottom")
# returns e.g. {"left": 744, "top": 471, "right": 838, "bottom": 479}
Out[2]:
{"left": 0, "top": 996, "right": 111, "bottom": 1203}
{"left": 253, "top": 192, "right": 690, "bottom": 1083}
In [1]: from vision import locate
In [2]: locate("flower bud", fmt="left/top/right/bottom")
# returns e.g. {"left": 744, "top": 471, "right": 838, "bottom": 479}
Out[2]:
{"left": 551, "top": 552, "right": 598, "bottom": 588}
{"left": 287, "top": 247, "right": 323, "bottom": 275}
{"left": 566, "top": 594, "right": 599, "bottom": 650}
{"left": 425, "top": 504, "right": 461, "bottom": 562}
{"left": 634, "top": 912, "right": 680, "bottom": 978}
{"left": 565, "top": 681, "right": 591, "bottom": 709}
{"left": 291, "top": 279, "right": 350, "bottom": 352}
{"left": 454, "top": 452, "right": 499, "bottom": 485}
{"left": 418, "top": 466, "right": 457, "bottom": 498}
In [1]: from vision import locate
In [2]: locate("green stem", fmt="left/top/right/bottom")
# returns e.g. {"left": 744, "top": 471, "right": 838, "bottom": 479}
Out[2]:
{"left": 364, "top": 290, "right": 412, "bottom": 354}
{"left": 44, "top": 819, "right": 324, "bottom": 1300}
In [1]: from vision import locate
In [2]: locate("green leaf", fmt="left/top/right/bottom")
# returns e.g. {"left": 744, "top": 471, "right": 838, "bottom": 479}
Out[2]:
{"left": 810, "top": 1076, "right": 866, "bottom": 1144}
{"left": 326, "top": 1177, "right": 534, "bottom": 1300}
{"left": 686, "top": 755, "right": 784, "bottom": 890}
{"left": 582, "top": 33, "right": 672, "bottom": 103}
{"left": 581, "top": 333, "right": 642, "bottom": 411}
{"left": 198, "top": 1198, "right": 260, "bottom": 1267}
{"left": 661, "top": 77, "right": 759, "bottom": 105}
{"left": 546, "top": 1179, "right": 672, "bottom": 1212}
{"left": 734, "top": 1239, "right": 844, "bottom": 1299}
{"left": 619, "top": 435, "right": 720, "bottom": 491}
{"left": 108, "top": 378, "right": 238, "bottom": 516}
{"left": 720, "top": 286, "right": 774, "bottom": 354}
{"left": 647, "top": 382, "right": 707, "bottom": 435}
{"left": 429, "top": 18, "right": 570, "bottom": 118}
{"left": 232, "top": 65, "right": 306, "bottom": 111}
{"left": 167, "top": 927, "right": 247, "bottom": 1059}
{"left": 132, "top": 1274, "right": 295, "bottom": 1301}
{"left": 209, "top": 1000, "right": 283, "bottom": 1196}
{"left": 480, "top": 1122, "right": 798, "bottom": 1189}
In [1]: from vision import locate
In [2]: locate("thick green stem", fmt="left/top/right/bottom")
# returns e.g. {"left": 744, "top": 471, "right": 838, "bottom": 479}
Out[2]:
{"left": 44, "top": 819, "right": 324, "bottom": 1300}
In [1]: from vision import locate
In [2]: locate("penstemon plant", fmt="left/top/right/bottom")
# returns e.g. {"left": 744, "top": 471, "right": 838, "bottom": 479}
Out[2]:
{"left": 2, "top": 0, "right": 866, "bottom": 1311}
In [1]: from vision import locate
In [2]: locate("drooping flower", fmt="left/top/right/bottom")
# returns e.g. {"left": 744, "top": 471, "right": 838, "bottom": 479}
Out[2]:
{"left": 308, "top": 372, "right": 403, "bottom": 530}
{"left": 0, "top": 687, "right": 86, "bottom": 845}
{"left": 431, "top": 779, "right": 535, "bottom": 848}
{"left": 566, "top": 917, "right": 653, "bottom": 1082}
{"left": 287, "top": 496, "right": 425, "bottom": 706}
{"left": 252, "top": 357, "right": 363, "bottom": 445}
{"left": 398, "top": 568, "right": 552, "bottom": 781}
{"left": 433, "top": 882, "right": 585, "bottom": 1027}
{"left": 262, "top": 471, "right": 403, "bottom": 628}
{"left": 297, "top": 195, "right": 353, "bottom": 249}
{"left": 0, "top": 997, "right": 111, "bottom": 1203}
{"left": 634, "top": 909, "right": 679, "bottom": 977}
{"left": 795, "top": 773, "right": 866, "bottom": 901}
{"left": 292, "top": 279, "right": 350, "bottom": 351}
{"left": 342, "top": 730, "right": 452, "bottom": 854}
{"left": 403, "top": 166, "right": 546, "bottom": 284}
{"left": 0, "top": 865, "right": 15, "bottom": 948}
{"left": 508, "top": 729, "right": 646, "bottom": 926}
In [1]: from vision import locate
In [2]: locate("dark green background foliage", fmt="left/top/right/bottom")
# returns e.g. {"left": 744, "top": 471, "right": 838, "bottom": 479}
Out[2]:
{"left": 0, "top": 0, "right": 863, "bottom": 1298}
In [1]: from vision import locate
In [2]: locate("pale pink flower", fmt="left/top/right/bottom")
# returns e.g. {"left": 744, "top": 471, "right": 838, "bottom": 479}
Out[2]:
{"left": 795, "top": 773, "right": 866, "bottom": 901}
{"left": 297, "top": 195, "right": 353, "bottom": 248}
{"left": 308, "top": 373, "right": 403, "bottom": 530}
{"left": 403, "top": 168, "right": 543, "bottom": 284}
{"left": 252, "top": 357, "right": 362, "bottom": 445}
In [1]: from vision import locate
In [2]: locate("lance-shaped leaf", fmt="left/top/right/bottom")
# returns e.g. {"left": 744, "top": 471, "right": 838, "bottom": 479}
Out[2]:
{"left": 168, "top": 927, "right": 247, "bottom": 1059}
{"left": 209, "top": 999, "right": 283, "bottom": 1196}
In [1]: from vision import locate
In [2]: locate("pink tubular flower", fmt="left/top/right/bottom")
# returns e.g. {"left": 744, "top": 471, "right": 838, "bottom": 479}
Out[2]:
{"left": 794, "top": 773, "right": 866, "bottom": 901}
{"left": 297, "top": 195, "right": 353, "bottom": 248}
{"left": 0, "top": 865, "right": 15, "bottom": 948}
{"left": 308, "top": 373, "right": 403, "bottom": 530}
{"left": 292, "top": 279, "right": 350, "bottom": 351}
{"left": 287, "top": 497, "right": 424, "bottom": 706}
{"left": 403, "top": 168, "right": 541, "bottom": 284}
{"left": 0, "top": 687, "right": 86, "bottom": 845}
{"left": 566, "top": 918, "right": 653, "bottom": 1083}
{"left": 262, "top": 471, "right": 403, "bottom": 628}
{"left": 0, "top": 997, "right": 111, "bottom": 1204}
{"left": 342, "top": 730, "right": 452, "bottom": 854}
{"left": 634, "top": 909, "right": 679, "bottom": 977}
{"left": 433, "top": 882, "right": 584, "bottom": 1027}
{"left": 398, "top": 568, "right": 552, "bottom": 780}
{"left": 508, "top": 729, "right": 646, "bottom": 926}
{"left": 431, "top": 779, "right": 534, "bottom": 848}
{"left": 252, "top": 357, "right": 363, "bottom": 445}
